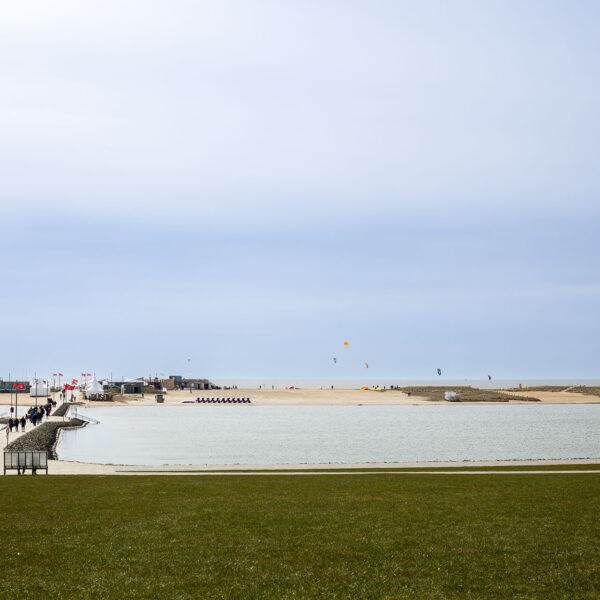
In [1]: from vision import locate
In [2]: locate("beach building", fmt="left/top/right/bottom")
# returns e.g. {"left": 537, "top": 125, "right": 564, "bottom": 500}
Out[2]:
{"left": 148, "top": 377, "right": 175, "bottom": 391}
{"left": 182, "top": 378, "right": 214, "bottom": 390}
{"left": 0, "top": 380, "right": 30, "bottom": 393}
{"left": 148, "top": 376, "right": 217, "bottom": 391}
{"left": 121, "top": 379, "right": 144, "bottom": 394}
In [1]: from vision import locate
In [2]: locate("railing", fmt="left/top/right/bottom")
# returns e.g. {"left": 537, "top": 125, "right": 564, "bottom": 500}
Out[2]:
{"left": 70, "top": 407, "right": 101, "bottom": 425}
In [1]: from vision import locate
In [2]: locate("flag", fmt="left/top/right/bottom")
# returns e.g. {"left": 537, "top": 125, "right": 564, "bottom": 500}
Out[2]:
{"left": 53, "top": 373, "right": 57, "bottom": 376}
{"left": 59, "top": 373, "right": 63, "bottom": 376}
{"left": 87, "top": 373, "right": 91, "bottom": 377}
{"left": 16, "top": 384, "right": 25, "bottom": 390}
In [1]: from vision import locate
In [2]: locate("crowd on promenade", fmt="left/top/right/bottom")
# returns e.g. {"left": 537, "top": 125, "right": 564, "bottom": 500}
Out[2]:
{"left": 7, "top": 400, "right": 57, "bottom": 433}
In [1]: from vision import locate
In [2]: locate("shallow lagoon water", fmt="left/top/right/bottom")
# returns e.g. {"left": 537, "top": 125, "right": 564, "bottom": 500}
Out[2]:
{"left": 57, "top": 404, "right": 600, "bottom": 465}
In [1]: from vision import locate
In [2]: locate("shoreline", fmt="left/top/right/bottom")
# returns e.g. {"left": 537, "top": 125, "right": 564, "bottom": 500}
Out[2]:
{"left": 35, "top": 457, "right": 600, "bottom": 475}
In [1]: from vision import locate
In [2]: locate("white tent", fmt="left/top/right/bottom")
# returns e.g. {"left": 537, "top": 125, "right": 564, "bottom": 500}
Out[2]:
{"left": 86, "top": 377, "right": 104, "bottom": 396}
{"left": 30, "top": 379, "right": 50, "bottom": 398}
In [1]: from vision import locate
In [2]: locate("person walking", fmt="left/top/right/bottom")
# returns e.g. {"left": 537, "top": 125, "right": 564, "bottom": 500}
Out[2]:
{"left": 8, "top": 417, "right": 14, "bottom": 432}
{"left": 20, "top": 416, "right": 26, "bottom": 431}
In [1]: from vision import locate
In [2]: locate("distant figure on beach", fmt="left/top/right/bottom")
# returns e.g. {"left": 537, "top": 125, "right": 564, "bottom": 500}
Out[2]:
{"left": 20, "top": 416, "right": 26, "bottom": 431}
{"left": 8, "top": 417, "right": 14, "bottom": 432}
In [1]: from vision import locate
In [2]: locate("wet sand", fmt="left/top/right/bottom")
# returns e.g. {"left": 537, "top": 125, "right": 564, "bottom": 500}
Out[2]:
{"left": 1, "top": 457, "right": 596, "bottom": 476}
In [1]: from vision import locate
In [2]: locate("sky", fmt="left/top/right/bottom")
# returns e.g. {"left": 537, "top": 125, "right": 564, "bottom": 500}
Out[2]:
{"left": 0, "top": 1, "right": 599, "bottom": 381}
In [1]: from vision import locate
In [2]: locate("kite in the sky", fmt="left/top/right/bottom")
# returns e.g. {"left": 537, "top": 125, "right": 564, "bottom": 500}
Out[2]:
{"left": 333, "top": 357, "right": 337, "bottom": 364}
{"left": 365, "top": 363, "right": 369, "bottom": 368}
{"left": 488, "top": 374, "right": 492, "bottom": 381}
{"left": 344, "top": 341, "right": 349, "bottom": 348}
{"left": 437, "top": 368, "right": 442, "bottom": 376}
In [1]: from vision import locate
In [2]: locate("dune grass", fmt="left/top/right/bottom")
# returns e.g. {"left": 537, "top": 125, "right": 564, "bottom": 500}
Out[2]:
{"left": 399, "top": 386, "right": 540, "bottom": 402}
{"left": 0, "top": 474, "right": 598, "bottom": 599}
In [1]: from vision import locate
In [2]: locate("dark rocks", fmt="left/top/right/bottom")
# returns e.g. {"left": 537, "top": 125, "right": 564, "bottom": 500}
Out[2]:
{"left": 6, "top": 419, "right": 86, "bottom": 459}
{"left": 53, "top": 402, "right": 83, "bottom": 417}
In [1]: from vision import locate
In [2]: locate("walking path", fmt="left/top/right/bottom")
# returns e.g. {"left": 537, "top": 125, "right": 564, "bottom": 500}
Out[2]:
{"left": 1, "top": 392, "right": 70, "bottom": 451}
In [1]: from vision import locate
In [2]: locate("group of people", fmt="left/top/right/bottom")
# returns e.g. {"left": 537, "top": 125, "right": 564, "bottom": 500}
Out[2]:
{"left": 7, "top": 415, "right": 26, "bottom": 432}
{"left": 7, "top": 401, "right": 56, "bottom": 432}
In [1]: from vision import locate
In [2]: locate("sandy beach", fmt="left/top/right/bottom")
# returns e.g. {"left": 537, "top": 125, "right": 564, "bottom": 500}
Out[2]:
{"left": 56, "top": 387, "right": 600, "bottom": 407}
{"left": 2, "top": 387, "right": 600, "bottom": 409}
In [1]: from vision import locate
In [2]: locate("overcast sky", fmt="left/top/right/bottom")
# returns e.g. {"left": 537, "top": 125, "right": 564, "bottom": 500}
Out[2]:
{"left": 1, "top": 1, "right": 599, "bottom": 381}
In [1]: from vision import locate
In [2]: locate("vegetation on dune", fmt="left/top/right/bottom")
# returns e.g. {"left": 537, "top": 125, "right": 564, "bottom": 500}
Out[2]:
{"left": 0, "top": 474, "right": 598, "bottom": 599}
{"left": 570, "top": 386, "right": 600, "bottom": 397}
{"left": 504, "top": 386, "right": 600, "bottom": 398}
{"left": 506, "top": 385, "right": 570, "bottom": 392}
{"left": 400, "top": 386, "right": 540, "bottom": 402}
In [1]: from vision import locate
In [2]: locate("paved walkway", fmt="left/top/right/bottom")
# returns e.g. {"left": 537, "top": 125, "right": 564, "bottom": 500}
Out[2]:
{"left": 1, "top": 393, "right": 69, "bottom": 450}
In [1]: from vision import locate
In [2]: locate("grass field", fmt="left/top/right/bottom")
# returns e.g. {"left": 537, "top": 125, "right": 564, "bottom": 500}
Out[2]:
{"left": 1, "top": 474, "right": 598, "bottom": 599}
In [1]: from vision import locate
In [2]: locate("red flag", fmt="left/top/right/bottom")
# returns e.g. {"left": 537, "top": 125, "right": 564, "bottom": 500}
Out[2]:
{"left": 17, "top": 384, "right": 25, "bottom": 390}
{"left": 53, "top": 373, "right": 57, "bottom": 376}
{"left": 72, "top": 379, "right": 78, "bottom": 384}
{"left": 81, "top": 373, "right": 85, "bottom": 376}
{"left": 87, "top": 373, "right": 91, "bottom": 377}
{"left": 59, "top": 373, "right": 63, "bottom": 377}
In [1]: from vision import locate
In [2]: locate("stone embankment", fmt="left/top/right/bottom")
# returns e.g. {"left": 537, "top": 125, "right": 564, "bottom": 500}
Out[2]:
{"left": 53, "top": 402, "right": 83, "bottom": 417}
{"left": 6, "top": 419, "right": 86, "bottom": 459}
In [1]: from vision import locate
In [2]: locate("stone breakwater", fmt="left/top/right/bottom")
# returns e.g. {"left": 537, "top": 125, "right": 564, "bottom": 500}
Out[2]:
{"left": 6, "top": 419, "right": 86, "bottom": 459}
{"left": 53, "top": 402, "right": 83, "bottom": 418}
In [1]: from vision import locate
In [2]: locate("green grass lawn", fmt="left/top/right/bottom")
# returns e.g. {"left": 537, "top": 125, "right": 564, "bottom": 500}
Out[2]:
{"left": 0, "top": 474, "right": 598, "bottom": 599}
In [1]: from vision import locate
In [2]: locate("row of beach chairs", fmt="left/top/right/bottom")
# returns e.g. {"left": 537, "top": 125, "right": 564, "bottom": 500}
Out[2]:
{"left": 196, "top": 398, "right": 252, "bottom": 404}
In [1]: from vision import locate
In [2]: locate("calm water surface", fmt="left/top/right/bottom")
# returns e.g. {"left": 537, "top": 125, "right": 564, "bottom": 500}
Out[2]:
{"left": 57, "top": 404, "right": 600, "bottom": 465}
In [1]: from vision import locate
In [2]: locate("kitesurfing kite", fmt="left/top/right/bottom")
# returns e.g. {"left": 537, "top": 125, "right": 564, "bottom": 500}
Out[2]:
{"left": 488, "top": 374, "right": 492, "bottom": 381}
{"left": 437, "top": 368, "right": 442, "bottom": 376}
{"left": 333, "top": 357, "right": 337, "bottom": 364}
{"left": 365, "top": 363, "right": 369, "bottom": 368}
{"left": 344, "top": 341, "right": 349, "bottom": 348}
